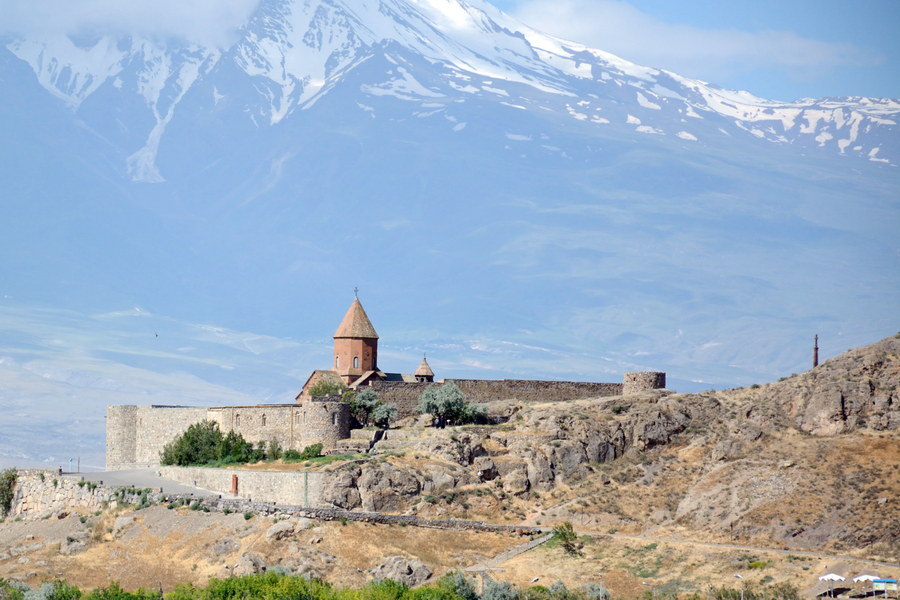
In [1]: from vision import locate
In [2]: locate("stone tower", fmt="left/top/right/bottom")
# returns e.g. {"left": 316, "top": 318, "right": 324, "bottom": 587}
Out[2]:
{"left": 333, "top": 297, "right": 379, "bottom": 385}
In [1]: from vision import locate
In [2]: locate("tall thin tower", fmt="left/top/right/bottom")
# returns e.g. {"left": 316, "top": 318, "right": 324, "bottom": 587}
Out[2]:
{"left": 813, "top": 334, "right": 819, "bottom": 368}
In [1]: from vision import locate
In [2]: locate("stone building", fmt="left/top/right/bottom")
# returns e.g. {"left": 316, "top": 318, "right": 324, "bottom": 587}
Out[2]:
{"left": 105, "top": 296, "right": 666, "bottom": 470}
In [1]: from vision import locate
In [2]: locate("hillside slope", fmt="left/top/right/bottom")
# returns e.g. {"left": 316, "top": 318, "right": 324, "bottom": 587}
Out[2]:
{"left": 314, "top": 335, "right": 899, "bottom": 561}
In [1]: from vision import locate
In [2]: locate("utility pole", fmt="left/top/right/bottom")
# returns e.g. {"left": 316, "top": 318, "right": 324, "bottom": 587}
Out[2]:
{"left": 813, "top": 334, "right": 819, "bottom": 368}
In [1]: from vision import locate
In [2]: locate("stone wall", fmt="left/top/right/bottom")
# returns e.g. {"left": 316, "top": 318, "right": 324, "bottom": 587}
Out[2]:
{"left": 622, "top": 372, "right": 666, "bottom": 395}
{"left": 370, "top": 381, "right": 434, "bottom": 417}
{"left": 372, "top": 379, "right": 623, "bottom": 419}
{"left": 107, "top": 405, "right": 207, "bottom": 470}
{"left": 107, "top": 405, "right": 318, "bottom": 470}
{"left": 207, "top": 405, "right": 304, "bottom": 452}
{"left": 158, "top": 466, "right": 325, "bottom": 507}
{"left": 5, "top": 470, "right": 138, "bottom": 520}
{"left": 449, "top": 379, "right": 622, "bottom": 404}
{"left": 299, "top": 400, "right": 350, "bottom": 448}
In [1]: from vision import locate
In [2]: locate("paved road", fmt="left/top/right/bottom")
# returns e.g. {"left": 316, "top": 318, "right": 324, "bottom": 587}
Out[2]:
{"left": 71, "top": 468, "right": 224, "bottom": 498}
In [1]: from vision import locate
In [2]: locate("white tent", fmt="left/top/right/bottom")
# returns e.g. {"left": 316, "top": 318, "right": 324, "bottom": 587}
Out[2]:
{"left": 853, "top": 575, "right": 880, "bottom": 597}
{"left": 820, "top": 574, "right": 846, "bottom": 598}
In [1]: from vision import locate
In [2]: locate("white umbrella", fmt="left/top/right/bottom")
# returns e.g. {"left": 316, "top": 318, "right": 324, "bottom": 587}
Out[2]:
{"left": 819, "top": 574, "right": 846, "bottom": 598}
{"left": 853, "top": 575, "right": 880, "bottom": 598}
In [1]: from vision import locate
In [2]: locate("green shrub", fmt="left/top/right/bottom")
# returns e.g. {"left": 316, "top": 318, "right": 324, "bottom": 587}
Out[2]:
{"left": 482, "top": 580, "right": 518, "bottom": 600}
{"left": 284, "top": 444, "right": 324, "bottom": 462}
{"left": 551, "top": 522, "right": 580, "bottom": 555}
{"left": 160, "top": 421, "right": 225, "bottom": 466}
{"left": 0, "top": 469, "right": 17, "bottom": 515}
{"left": 436, "top": 571, "right": 478, "bottom": 600}
{"left": 581, "top": 583, "right": 610, "bottom": 600}
{"left": 267, "top": 439, "right": 283, "bottom": 461}
{"left": 243, "top": 512, "right": 254, "bottom": 520}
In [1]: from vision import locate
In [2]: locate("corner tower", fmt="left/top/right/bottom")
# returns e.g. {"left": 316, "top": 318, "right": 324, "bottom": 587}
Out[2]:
{"left": 333, "top": 297, "right": 379, "bottom": 385}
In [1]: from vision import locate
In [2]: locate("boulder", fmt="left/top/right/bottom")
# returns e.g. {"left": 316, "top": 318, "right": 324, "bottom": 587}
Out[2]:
{"left": 502, "top": 468, "right": 530, "bottom": 495}
{"left": 112, "top": 515, "right": 135, "bottom": 537}
{"left": 358, "top": 462, "right": 421, "bottom": 512}
{"left": 233, "top": 552, "right": 266, "bottom": 576}
{"left": 473, "top": 456, "right": 498, "bottom": 481}
{"left": 369, "top": 556, "right": 432, "bottom": 586}
{"left": 266, "top": 520, "right": 295, "bottom": 541}
{"left": 320, "top": 466, "right": 362, "bottom": 509}
{"left": 210, "top": 537, "right": 240, "bottom": 557}
{"left": 60, "top": 531, "right": 89, "bottom": 556}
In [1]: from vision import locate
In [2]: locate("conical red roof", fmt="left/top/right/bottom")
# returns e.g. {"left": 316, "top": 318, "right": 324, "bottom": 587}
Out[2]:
{"left": 334, "top": 298, "right": 379, "bottom": 339}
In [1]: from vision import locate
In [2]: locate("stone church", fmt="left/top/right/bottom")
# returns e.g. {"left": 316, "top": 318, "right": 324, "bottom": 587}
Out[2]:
{"left": 105, "top": 296, "right": 665, "bottom": 469}
{"left": 297, "top": 297, "right": 435, "bottom": 402}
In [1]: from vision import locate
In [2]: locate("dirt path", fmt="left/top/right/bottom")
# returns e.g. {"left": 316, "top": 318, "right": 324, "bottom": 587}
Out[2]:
{"left": 597, "top": 531, "right": 900, "bottom": 569}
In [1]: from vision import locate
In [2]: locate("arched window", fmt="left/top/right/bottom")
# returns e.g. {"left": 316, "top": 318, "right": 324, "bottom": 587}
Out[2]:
{"left": 295, "top": 412, "right": 300, "bottom": 424}
{"left": 235, "top": 413, "right": 241, "bottom": 427}
{"left": 332, "top": 413, "right": 338, "bottom": 426}
{"left": 353, "top": 356, "right": 359, "bottom": 368}
{"left": 335, "top": 356, "right": 340, "bottom": 368}
{"left": 262, "top": 414, "right": 267, "bottom": 426}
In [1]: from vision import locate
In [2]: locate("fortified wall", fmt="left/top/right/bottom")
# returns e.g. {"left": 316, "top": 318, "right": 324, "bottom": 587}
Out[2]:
{"left": 106, "top": 401, "right": 349, "bottom": 471}
{"left": 371, "top": 379, "right": 625, "bottom": 419}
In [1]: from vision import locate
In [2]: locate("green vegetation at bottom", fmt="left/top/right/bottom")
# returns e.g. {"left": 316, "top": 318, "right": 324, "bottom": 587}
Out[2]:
{"left": 0, "top": 571, "right": 800, "bottom": 600}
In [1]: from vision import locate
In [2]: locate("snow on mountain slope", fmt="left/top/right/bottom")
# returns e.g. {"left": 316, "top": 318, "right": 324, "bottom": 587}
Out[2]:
{"left": 5, "top": 0, "right": 897, "bottom": 182}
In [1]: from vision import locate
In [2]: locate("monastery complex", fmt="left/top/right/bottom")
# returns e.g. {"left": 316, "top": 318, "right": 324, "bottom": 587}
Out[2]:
{"left": 106, "top": 298, "right": 665, "bottom": 470}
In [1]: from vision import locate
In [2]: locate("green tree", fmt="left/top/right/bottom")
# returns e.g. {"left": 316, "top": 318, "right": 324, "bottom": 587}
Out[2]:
{"left": 352, "top": 387, "right": 381, "bottom": 425}
{"left": 160, "top": 421, "right": 224, "bottom": 466}
{"left": 309, "top": 379, "right": 346, "bottom": 397}
{"left": 267, "top": 439, "right": 283, "bottom": 461}
{"left": 371, "top": 403, "right": 398, "bottom": 428}
{"left": 417, "top": 382, "right": 486, "bottom": 425}
{"left": 0, "top": 469, "right": 17, "bottom": 516}
{"left": 552, "top": 521, "right": 580, "bottom": 556}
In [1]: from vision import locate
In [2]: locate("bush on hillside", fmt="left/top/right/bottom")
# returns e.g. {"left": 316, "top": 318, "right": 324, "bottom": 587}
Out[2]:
{"left": 482, "top": 580, "right": 518, "bottom": 600}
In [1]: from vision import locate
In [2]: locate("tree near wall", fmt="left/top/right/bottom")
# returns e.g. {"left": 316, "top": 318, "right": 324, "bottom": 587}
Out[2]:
{"left": 0, "top": 468, "right": 16, "bottom": 516}
{"left": 308, "top": 379, "right": 346, "bottom": 397}
{"left": 371, "top": 402, "right": 398, "bottom": 428}
{"left": 417, "top": 382, "right": 488, "bottom": 425}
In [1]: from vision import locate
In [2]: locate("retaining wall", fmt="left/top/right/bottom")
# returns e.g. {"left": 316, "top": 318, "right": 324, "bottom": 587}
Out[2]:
{"left": 4, "top": 470, "right": 155, "bottom": 520}
{"left": 158, "top": 466, "right": 325, "bottom": 508}
{"left": 4, "top": 469, "right": 539, "bottom": 537}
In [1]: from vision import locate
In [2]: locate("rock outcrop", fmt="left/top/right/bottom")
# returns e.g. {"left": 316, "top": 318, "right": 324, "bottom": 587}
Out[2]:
{"left": 369, "top": 556, "right": 432, "bottom": 586}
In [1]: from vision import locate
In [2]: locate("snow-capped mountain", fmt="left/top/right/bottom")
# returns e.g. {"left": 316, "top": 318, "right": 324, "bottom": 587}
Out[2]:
{"left": 5, "top": 0, "right": 897, "bottom": 183}
{"left": 0, "top": 0, "right": 897, "bottom": 466}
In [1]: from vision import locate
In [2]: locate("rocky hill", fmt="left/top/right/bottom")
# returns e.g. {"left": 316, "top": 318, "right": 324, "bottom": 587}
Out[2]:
{"left": 315, "top": 335, "right": 899, "bottom": 560}
{"left": 0, "top": 336, "right": 897, "bottom": 595}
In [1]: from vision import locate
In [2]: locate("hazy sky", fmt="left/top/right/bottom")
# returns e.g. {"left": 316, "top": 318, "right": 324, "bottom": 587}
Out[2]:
{"left": 0, "top": 0, "right": 897, "bottom": 101}
{"left": 489, "top": 0, "right": 900, "bottom": 101}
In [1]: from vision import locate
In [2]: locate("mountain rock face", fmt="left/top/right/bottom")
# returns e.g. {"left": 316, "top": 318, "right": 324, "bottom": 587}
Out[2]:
{"left": 726, "top": 334, "right": 900, "bottom": 435}
{"left": 0, "top": 0, "right": 898, "bottom": 468}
